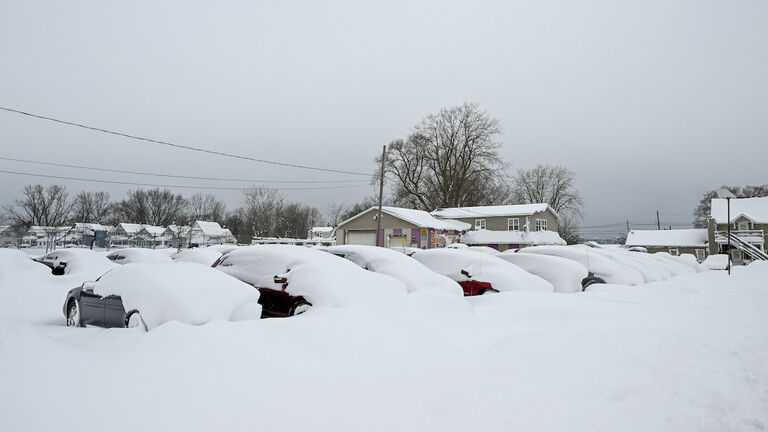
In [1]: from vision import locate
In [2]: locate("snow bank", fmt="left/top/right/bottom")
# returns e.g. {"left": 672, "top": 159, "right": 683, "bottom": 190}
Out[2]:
{"left": 93, "top": 262, "right": 261, "bottom": 329}
{"left": 217, "top": 245, "right": 408, "bottom": 309}
{"left": 40, "top": 249, "right": 117, "bottom": 281}
{"left": 702, "top": 254, "right": 729, "bottom": 270}
{"left": 324, "top": 245, "right": 463, "bottom": 296}
{"left": 496, "top": 252, "right": 588, "bottom": 293}
{"left": 518, "top": 245, "right": 645, "bottom": 285}
{"left": 466, "top": 246, "right": 500, "bottom": 254}
{"left": 106, "top": 248, "right": 174, "bottom": 264}
{"left": 411, "top": 249, "right": 553, "bottom": 292}
{"left": 587, "top": 247, "right": 673, "bottom": 283}
{"left": 172, "top": 248, "right": 223, "bottom": 266}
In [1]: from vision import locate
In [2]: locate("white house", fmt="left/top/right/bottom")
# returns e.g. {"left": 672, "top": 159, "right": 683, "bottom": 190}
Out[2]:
{"left": 188, "top": 221, "right": 236, "bottom": 246}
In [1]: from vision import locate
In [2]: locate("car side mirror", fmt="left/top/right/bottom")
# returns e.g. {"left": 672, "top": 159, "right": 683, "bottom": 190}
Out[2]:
{"left": 82, "top": 281, "right": 96, "bottom": 292}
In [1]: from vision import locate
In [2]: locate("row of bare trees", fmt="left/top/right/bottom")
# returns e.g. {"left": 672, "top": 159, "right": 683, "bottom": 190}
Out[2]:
{"left": 379, "top": 103, "right": 585, "bottom": 243}
{"left": 2, "top": 184, "right": 324, "bottom": 244}
{"left": 3, "top": 185, "right": 228, "bottom": 229}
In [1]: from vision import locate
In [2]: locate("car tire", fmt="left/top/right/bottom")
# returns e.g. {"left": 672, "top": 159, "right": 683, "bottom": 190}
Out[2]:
{"left": 66, "top": 299, "right": 82, "bottom": 327}
{"left": 125, "top": 310, "right": 148, "bottom": 331}
{"left": 288, "top": 301, "right": 312, "bottom": 317}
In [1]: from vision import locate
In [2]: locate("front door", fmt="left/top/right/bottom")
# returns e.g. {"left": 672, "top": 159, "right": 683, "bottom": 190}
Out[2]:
{"left": 79, "top": 290, "right": 105, "bottom": 326}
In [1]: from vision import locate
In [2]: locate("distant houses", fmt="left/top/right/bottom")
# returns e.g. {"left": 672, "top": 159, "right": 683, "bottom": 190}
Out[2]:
{"left": 188, "top": 221, "right": 236, "bottom": 246}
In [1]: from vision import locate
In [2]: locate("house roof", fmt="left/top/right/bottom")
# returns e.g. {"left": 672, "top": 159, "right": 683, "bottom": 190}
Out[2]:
{"left": 73, "top": 223, "right": 111, "bottom": 232}
{"left": 311, "top": 227, "right": 334, "bottom": 234}
{"left": 461, "top": 229, "right": 566, "bottom": 246}
{"left": 118, "top": 223, "right": 143, "bottom": 234}
{"left": 338, "top": 206, "right": 471, "bottom": 231}
{"left": 625, "top": 229, "right": 708, "bottom": 247}
{"left": 193, "top": 221, "right": 230, "bottom": 236}
{"left": 431, "top": 204, "right": 555, "bottom": 219}
{"left": 711, "top": 197, "right": 768, "bottom": 224}
{"left": 140, "top": 225, "right": 166, "bottom": 236}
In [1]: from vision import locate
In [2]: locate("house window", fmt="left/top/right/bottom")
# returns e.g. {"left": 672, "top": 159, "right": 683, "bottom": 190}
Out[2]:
{"left": 737, "top": 221, "right": 750, "bottom": 231}
{"left": 695, "top": 249, "right": 706, "bottom": 262}
{"left": 475, "top": 219, "right": 486, "bottom": 230}
{"left": 669, "top": 248, "right": 679, "bottom": 256}
{"left": 508, "top": 218, "right": 520, "bottom": 231}
{"left": 535, "top": 219, "right": 547, "bottom": 231}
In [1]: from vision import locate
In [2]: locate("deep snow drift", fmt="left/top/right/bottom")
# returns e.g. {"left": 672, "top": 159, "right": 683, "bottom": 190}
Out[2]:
{"left": 1, "top": 249, "right": 767, "bottom": 432}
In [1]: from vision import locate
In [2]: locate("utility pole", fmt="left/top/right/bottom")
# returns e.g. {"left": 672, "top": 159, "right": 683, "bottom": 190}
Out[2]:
{"left": 376, "top": 145, "right": 386, "bottom": 247}
{"left": 656, "top": 210, "right": 661, "bottom": 230}
{"left": 626, "top": 220, "right": 630, "bottom": 232}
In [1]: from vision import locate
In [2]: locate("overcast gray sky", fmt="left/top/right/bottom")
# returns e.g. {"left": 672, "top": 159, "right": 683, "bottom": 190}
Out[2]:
{"left": 1, "top": 0, "right": 766, "bottom": 237}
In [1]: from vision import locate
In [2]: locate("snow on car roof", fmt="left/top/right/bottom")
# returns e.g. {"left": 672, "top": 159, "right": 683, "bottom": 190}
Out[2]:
{"left": 338, "top": 207, "right": 471, "bottom": 231}
{"left": 218, "top": 245, "right": 408, "bottom": 308}
{"left": 518, "top": 245, "right": 645, "bottom": 285}
{"left": 324, "top": 245, "right": 463, "bottom": 296}
{"left": 625, "top": 229, "right": 708, "bottom": 247}
{"left": 711, "top": 196, "right": 768, "bottom": 224}
{"left": 411, "top": 249, "right": 553, "bottom": 292}
{"left": 461, "top": 229, "right": 566, "bottom": 246}
{"left": 93, "top": 262, "right": 261, "bottom": 330}
{"left": 172, "top": 248, "right": 223, "bottom": 266}
{"left": 431, "top": 204, "right": 553, "bottom": 219}
{"left": 496, "top": 252, "right": 588, "bottom": 293}
{"left": 107, "top": 248, "right": 174, "bottom": 263}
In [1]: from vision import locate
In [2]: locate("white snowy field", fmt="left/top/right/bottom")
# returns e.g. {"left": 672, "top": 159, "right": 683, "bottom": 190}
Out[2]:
{"left": 1, "top": 252, "right": 767, "bottom": 431}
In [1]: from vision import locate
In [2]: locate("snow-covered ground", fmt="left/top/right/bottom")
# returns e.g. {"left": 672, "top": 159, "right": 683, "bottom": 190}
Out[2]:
{"left": 1, "top": 249, "right": 767, "bottom": 431}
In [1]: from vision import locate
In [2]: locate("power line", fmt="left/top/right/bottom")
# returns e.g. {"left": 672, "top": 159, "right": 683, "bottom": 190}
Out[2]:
{"left": 0, "top": 169, "right": 371, "bottom": 191}
{"left": 0, "top": 156, "right": 370, "bottom": 184}
{"left": 0, "top": 106, "right": 370, "bottom": 177}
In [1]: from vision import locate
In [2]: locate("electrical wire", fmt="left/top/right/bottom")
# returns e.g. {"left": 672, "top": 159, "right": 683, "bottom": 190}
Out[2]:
{"left": 0, "top": 156, "right": 370, "bottom": 184}
{"left": 0, "top": 169, "right": 371, "bottom": 191}
{"left": 0, "top": 106, "right": 370, "bottom": 176}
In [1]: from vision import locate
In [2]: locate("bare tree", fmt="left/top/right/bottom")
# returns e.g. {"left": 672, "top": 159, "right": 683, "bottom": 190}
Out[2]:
{"left": 326, "top": 202, "right": 346, "bottom": 226}
{"left": 187, "top": 193, "right": 226, "bottom": 223}
{"left": 381, "top": 103, "right": 510, "bottom": 210}
{"left": 4, "top": 184, "right": 72, "bottom": 228}
{"left": 242, "top": 187, "right": 284, "bottom": 237}
{"left": 692, "top": 184, "right": 768, "bottom": 228}
{"left": 557, "top": 214, "right": 583, "bottom": 245}
{"left": 337, "top": 195, "right": 379, "bottom": 223}
{"left": 511, "top": 165, "right": 584, "bottom": 218}
{"left": 71, "top": 191, "right": 112, "bottom": 224}
{"left": 113, "top": 188, "right": 187, "bottom": 226}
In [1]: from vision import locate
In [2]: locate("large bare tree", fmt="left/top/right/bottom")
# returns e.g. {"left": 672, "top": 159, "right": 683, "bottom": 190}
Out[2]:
{"left": 71, "top": 191, "right": 112, "bottom": 224}
{"left": 4, "top": 184, "right": 72, "bottom": 228}
{"left": 241, "top": 187, "right": 320, "bottom": 238}
{"left": 511, "top": 165, "right": 584, "bottom": 244}
{"left": 113, "top": 188, "right": 187, "bottom": 226}
{"left": 187, "top": 193, "right": 226, "bottom": 223}
{"left": 381, "top": 103, "right": 510, "bottom": 210}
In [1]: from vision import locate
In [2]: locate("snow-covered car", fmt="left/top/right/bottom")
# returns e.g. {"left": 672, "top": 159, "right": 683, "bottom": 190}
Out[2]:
{"left": 105, "top": 248, "right": 174, "bottom": 265}
{"left": 518, "top": 245, "right": 645, "bottom": 285}
{"left": 213, "top": 245, "right": 407, "bottom": 317}
{"left": 495, "top": 251, "right": 590, "bottom": 293}
{"left": 34, "top": 249, "right": 117, "bottom": 277}
{"left": 63, "top": 262, "right": 262, "bottom": 331}
{"left": 171, "top": 248, "right": 223, "bottom": 266}
{"left": 411, "top": 249, "right": 554, "bottom": 295}
{"left": 321, "top": 245, "right": 463, "bottom": 296}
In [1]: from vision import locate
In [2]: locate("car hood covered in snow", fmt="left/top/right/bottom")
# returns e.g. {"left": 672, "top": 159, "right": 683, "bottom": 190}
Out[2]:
{"left": 324, "top": 245, "right": 463, "bottom": 296}
{"left": 93, "top": 262, "right": 261, "bottom": 329}
{"left": 411, "top": 249, "right": 554, "bottom": 292}
{"left": 216, "top": 245, "right": 408, "bottom": 308}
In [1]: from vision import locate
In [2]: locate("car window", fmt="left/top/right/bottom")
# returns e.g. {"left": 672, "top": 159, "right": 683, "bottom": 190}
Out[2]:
{"left": 107, "top": 254, "right": 117, "bottom": 261}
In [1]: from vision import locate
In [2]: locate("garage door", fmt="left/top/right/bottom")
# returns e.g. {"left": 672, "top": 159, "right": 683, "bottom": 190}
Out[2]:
{"left": 347, "top": 231, "right": 377, "bottom": 246}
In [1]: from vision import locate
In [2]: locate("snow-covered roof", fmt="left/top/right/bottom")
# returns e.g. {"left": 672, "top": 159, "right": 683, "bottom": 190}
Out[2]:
{"left": 118, "top": 223, "right": 143, "bottom": 234}
{"left": 0, "top": 225, "right": 11, "bottom": 234}
{"left": 711, "top": 197, "right": 768, "bottom": 224}
{"left": 140, "top": 225, "right": 166, "bottom": 236}
{"left": 312, "top": 227, "right": 334, "bottom": 234}
{"left": 625, "top": 229, "right": 708, "bottom": 247}
{"left": 193, "top": 221, "right": 229, "bottom": 236}
{"left": 337, "top": 207, "right": 471, "bottom": 231}
{"left": 461, "top": 229, "right": 566, "bottom": 246}
{"left": 431, "top": 204, "right": 554, "bottom": 219}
